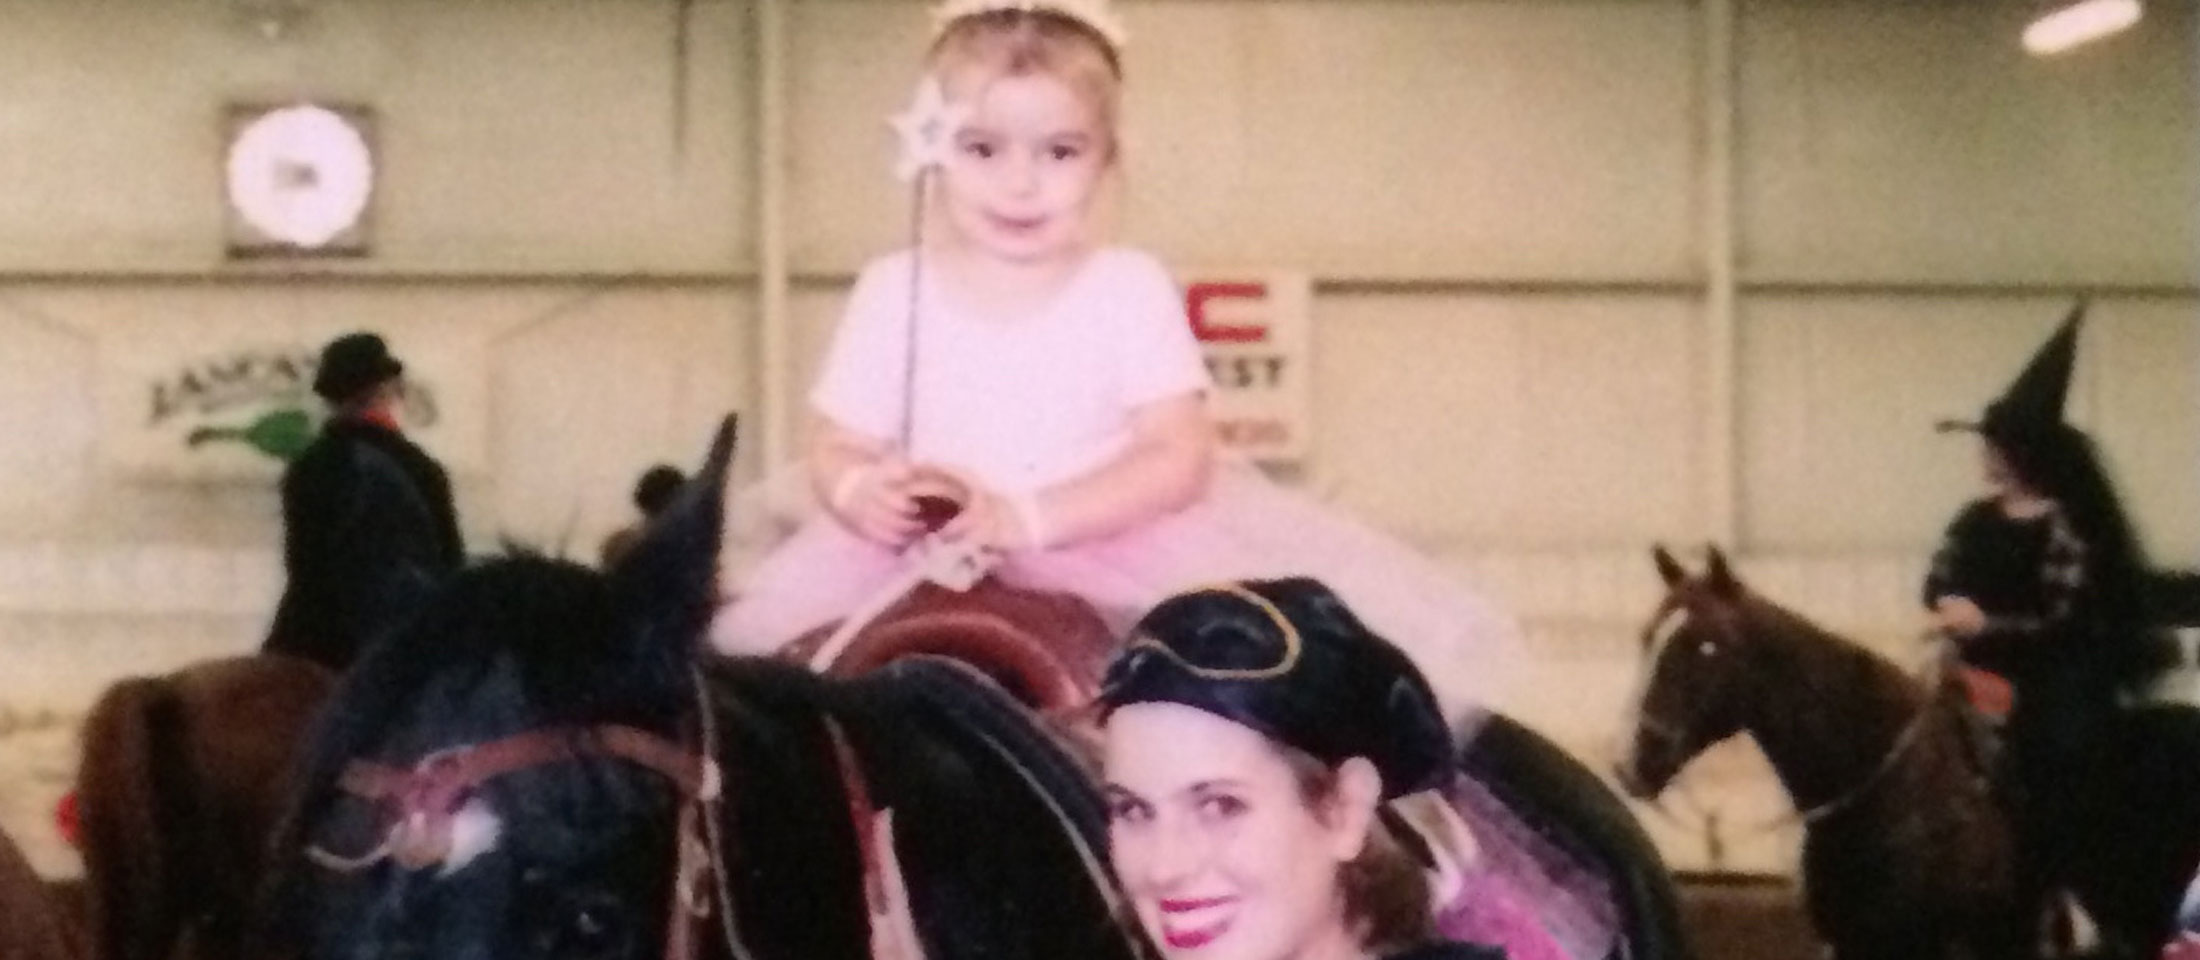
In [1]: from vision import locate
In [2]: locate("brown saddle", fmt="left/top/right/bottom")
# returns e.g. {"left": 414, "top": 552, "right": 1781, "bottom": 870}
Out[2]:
{"left": 782, "top": 577, "right": 1120, "bottom": 716}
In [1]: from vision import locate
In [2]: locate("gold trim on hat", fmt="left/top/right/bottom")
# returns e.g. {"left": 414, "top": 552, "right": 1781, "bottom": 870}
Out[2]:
{"left": 1127, "top": 583, "right": 1302, "bottom": 680}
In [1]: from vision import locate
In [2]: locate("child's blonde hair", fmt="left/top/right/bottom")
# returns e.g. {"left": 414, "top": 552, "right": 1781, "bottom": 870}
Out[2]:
{"left": 927, "top": 9, "right": 1123, "bottom": 158}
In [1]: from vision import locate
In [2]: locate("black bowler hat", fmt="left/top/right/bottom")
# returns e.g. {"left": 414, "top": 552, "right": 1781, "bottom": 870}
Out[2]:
{"left": 312, "top": 332, "right": 405, "bottom": 403}
{"left": 1099, "top": 578, "right": 1455, "bottom": 799}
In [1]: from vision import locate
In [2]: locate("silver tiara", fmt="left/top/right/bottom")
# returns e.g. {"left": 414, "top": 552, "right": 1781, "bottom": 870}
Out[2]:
{"left": 930, "top": 0, "right": 1128, "bottom": 52}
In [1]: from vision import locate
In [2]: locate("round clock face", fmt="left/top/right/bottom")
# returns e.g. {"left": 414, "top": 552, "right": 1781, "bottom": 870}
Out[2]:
{"left": 224, "top": 105, "right": 373, "bottom": 249}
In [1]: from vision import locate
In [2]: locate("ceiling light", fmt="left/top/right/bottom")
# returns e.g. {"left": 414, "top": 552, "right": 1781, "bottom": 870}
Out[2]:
{"left": 2023, "top": 0, "right": 2143, "bottom": 56}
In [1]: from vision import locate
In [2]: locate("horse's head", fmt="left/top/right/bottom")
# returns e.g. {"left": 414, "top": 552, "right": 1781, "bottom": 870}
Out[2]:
{"left": 267, "top": 417, "right": 737, "bottom": 960}
{"left": 1617, "top": 545, "right": 1761, "bottom": 800}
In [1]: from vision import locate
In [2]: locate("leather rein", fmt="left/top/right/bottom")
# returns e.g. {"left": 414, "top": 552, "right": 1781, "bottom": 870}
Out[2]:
{"left": 1635, "top": 600, "right": 1941, "bottom": 832}
{"left": 302, "top": 669, "right": 805, "bottom": 960}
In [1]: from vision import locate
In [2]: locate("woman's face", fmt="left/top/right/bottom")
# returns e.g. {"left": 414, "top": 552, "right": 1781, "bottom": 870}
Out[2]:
{"left": 1103, "top": 702, "right": 1370, "bottom": 960}
{"left": 1980, "top": 440, "right": 2040, "bottom": 503}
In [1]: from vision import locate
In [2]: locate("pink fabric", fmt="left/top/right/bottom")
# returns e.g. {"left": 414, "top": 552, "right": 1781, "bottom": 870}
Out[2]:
{"left": 810, "top": 247, "right": 1207, "bottom": 494}
{"left": 1442, "top": 773, "right": 1621, "bottom": 960}
{"left": 1437, "top": 871, "right": 1572, "bottom": 960}
{"left": 714, "top": 465, "right": 1519, "bottom": 724}
{"left": 717, "top": 245, "right": 1520, "bottom": 722}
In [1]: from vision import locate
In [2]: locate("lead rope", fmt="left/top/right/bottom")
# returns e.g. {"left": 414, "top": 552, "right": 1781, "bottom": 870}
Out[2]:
{"left": 692, "top": 667, "right": 759, "bottom": 960}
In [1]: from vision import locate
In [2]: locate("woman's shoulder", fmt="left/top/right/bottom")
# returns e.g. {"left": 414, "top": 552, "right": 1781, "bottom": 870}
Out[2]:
{"left": 1381, "top": 941, "right": 1507, "bottom": 960}
{"left": 1946, "top": 497, "right": 2014, "bottom": 533}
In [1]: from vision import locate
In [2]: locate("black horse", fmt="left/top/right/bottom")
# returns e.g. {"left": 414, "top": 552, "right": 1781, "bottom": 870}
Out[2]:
{"left": 261, "top": 418, "right": 1143, "bottom": 960}
{"left": 260, "top": 416, "right": 1690, "bottom": 960}
{"left": 1621, "top": 546, "right": 2200, "bottom": 960}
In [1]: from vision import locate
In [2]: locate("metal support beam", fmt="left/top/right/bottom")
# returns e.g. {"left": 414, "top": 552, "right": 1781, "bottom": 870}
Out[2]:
{"left": 1701, "top": 0, "right": 1740, "bottom": 547}
{"left": 752, "top": 0, "right": 793, "bottom": 474}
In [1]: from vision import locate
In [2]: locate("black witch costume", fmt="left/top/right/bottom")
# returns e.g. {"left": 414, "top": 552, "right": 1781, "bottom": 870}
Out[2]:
{"left": 1921, "top": 302, "right": 2151, "bottom": 924}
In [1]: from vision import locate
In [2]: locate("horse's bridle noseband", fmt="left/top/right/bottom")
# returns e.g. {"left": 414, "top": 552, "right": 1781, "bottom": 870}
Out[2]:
{"left": 308, "top": 724, "right": 716, "bottom": 872}
{"left": 306, "top": 671, "right": 748, "bottom": 960}
{"left": 1632, "top": 596, "right": 1941, "bottom": 831}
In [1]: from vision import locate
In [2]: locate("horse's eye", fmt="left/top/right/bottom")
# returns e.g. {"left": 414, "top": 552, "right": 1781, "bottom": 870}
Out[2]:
{"left": 1697, "top": 640, "right": 1719, "bottom": 657}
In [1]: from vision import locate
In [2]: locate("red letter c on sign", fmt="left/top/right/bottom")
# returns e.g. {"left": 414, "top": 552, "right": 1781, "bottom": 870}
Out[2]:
{"left": 1187, "top": 281, "right": 1269, "bottom": 344}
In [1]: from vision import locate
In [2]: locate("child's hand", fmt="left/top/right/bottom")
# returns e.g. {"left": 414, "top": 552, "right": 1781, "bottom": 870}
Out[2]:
{"left": 831, "top": 459, "right": 924, "bottom": 548}
{"left": 937, "top": 479, "right": 1043, "bottom": 555}
{"left": 1932, "top": 596, "right": 1988, "bottom": 638}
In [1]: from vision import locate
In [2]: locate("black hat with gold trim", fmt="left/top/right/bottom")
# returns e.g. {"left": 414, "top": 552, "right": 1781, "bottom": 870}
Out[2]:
{"left": 1098, "top": 578, "right": 1454, "bottom": 799}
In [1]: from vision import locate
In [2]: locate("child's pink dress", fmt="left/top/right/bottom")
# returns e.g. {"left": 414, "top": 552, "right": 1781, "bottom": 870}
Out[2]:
{"left": 712, "top": 247, "right": 1519, "bottom": 723}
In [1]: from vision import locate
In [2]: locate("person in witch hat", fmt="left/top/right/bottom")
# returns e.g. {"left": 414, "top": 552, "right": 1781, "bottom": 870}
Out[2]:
{"left": 264, "top": 332, "right": 464, "bottom": 671}
{"left": 1921, "top": 299, "right": 2151, "bottom": 935}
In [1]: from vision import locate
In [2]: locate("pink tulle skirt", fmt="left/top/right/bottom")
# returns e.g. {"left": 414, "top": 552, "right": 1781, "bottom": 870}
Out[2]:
{"left": 1439, "top": 772, "right": 1622, "bottom": 960}
{"left": 712, "top": 462, "right": 1520, "bottom": 725}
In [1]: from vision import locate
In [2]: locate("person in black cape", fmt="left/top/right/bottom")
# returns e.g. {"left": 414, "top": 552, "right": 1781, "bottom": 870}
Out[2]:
{"left": 263, "top": 332, "right": 463, "bottom": 671}
{"left": 1922, "top": 301, "right": 2151, "bottom": 938}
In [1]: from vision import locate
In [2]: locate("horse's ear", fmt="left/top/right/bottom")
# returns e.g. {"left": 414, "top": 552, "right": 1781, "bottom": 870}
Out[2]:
{"left": 1704, "top": 545, "right": 1740, "bottom": 597}
{"left": 610, "top": 414, "right": 737, "bottom": 656}
{"left": 1652, "top": 544, "right": 1687, "bottom": 588}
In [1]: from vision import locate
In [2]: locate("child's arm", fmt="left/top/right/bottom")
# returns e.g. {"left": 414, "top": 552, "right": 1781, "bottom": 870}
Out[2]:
{"left": 808, "top": 413, "right": 925, "bottom": 547}
{"left": 943, "top": 391, "right": 1213, "bottom": 551}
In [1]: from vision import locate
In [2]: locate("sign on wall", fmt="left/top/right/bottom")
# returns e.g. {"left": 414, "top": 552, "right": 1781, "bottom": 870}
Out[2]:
{"left": 1182, "top": 271, "right": 1314, "bottom": 463}
{"left": 95, "top": 330, "right": 484, "bottom": 481}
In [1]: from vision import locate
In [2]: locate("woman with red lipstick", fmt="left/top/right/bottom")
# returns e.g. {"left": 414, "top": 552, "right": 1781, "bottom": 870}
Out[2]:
{"left": 1099, "top": 579, "right": 1505, "bottom": 960}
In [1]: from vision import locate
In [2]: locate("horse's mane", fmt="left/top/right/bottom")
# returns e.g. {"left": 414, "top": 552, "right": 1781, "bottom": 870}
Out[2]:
{"left": 1729, "top": 587, "right": 1927, "bottom": 709}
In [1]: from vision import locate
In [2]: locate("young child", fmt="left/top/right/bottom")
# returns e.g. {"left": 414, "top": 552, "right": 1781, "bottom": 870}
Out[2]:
{"left": 711, "top": 0, "right": 1518, "bottom": 728}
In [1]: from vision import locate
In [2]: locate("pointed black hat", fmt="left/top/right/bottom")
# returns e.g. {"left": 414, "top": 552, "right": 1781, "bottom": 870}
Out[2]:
{"left": 1938, "top": 299, "right": 2084, "bottom": 450}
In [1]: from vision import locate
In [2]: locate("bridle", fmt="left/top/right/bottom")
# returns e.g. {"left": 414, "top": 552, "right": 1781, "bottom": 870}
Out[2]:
{"left": 1628, "top": 592, "right": 1940, "bottom": 838}
{"left": 300, "top": 660, "right": 1122, "bottom": 960}
{"left": 304, "top": 668, "right": 753, "bottom": 960}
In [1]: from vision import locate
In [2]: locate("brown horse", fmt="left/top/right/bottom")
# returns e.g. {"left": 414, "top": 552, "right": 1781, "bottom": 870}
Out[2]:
{"left": 0, "top": 818, "right": 80, "bottom": 960}
{"left": 1618, "top": 547, "right": 2024, "bottom": 960}
{"left": 75, "top": 654, "right": 333, "bottom": 960}
{"left": 1620, "top": 546, "right": 2200, "bottom": 960}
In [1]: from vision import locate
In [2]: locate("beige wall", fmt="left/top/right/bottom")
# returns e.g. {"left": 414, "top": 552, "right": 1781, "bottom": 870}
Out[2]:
{"left": 0, "top": 2, "right": 753, "bottom": 273}
{"left": 0, "top": 0, "right": 2192, "bottom": 874}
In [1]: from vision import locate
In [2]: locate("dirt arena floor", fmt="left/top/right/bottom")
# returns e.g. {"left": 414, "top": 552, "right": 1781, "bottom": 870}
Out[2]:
{"left": 1676, "top": 872, "right": 1822, "bottom": 960}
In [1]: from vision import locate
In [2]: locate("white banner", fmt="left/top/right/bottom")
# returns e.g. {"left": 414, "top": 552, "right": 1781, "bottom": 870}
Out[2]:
{"left": 95, "top": 329, "right": 485, "bottom": 481}
{"left": 1181, "top": 271, "right": 1314, "bottom": 463}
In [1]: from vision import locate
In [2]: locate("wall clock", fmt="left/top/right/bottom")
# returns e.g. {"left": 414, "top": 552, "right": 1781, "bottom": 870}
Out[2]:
{"left": 223, "top": 103, "right": 375, "bottom": 257}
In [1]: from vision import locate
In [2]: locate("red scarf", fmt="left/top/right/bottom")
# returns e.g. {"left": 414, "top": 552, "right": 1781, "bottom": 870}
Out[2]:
{"left": 358, "top": 406, "right": 402, "bottom": 432}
